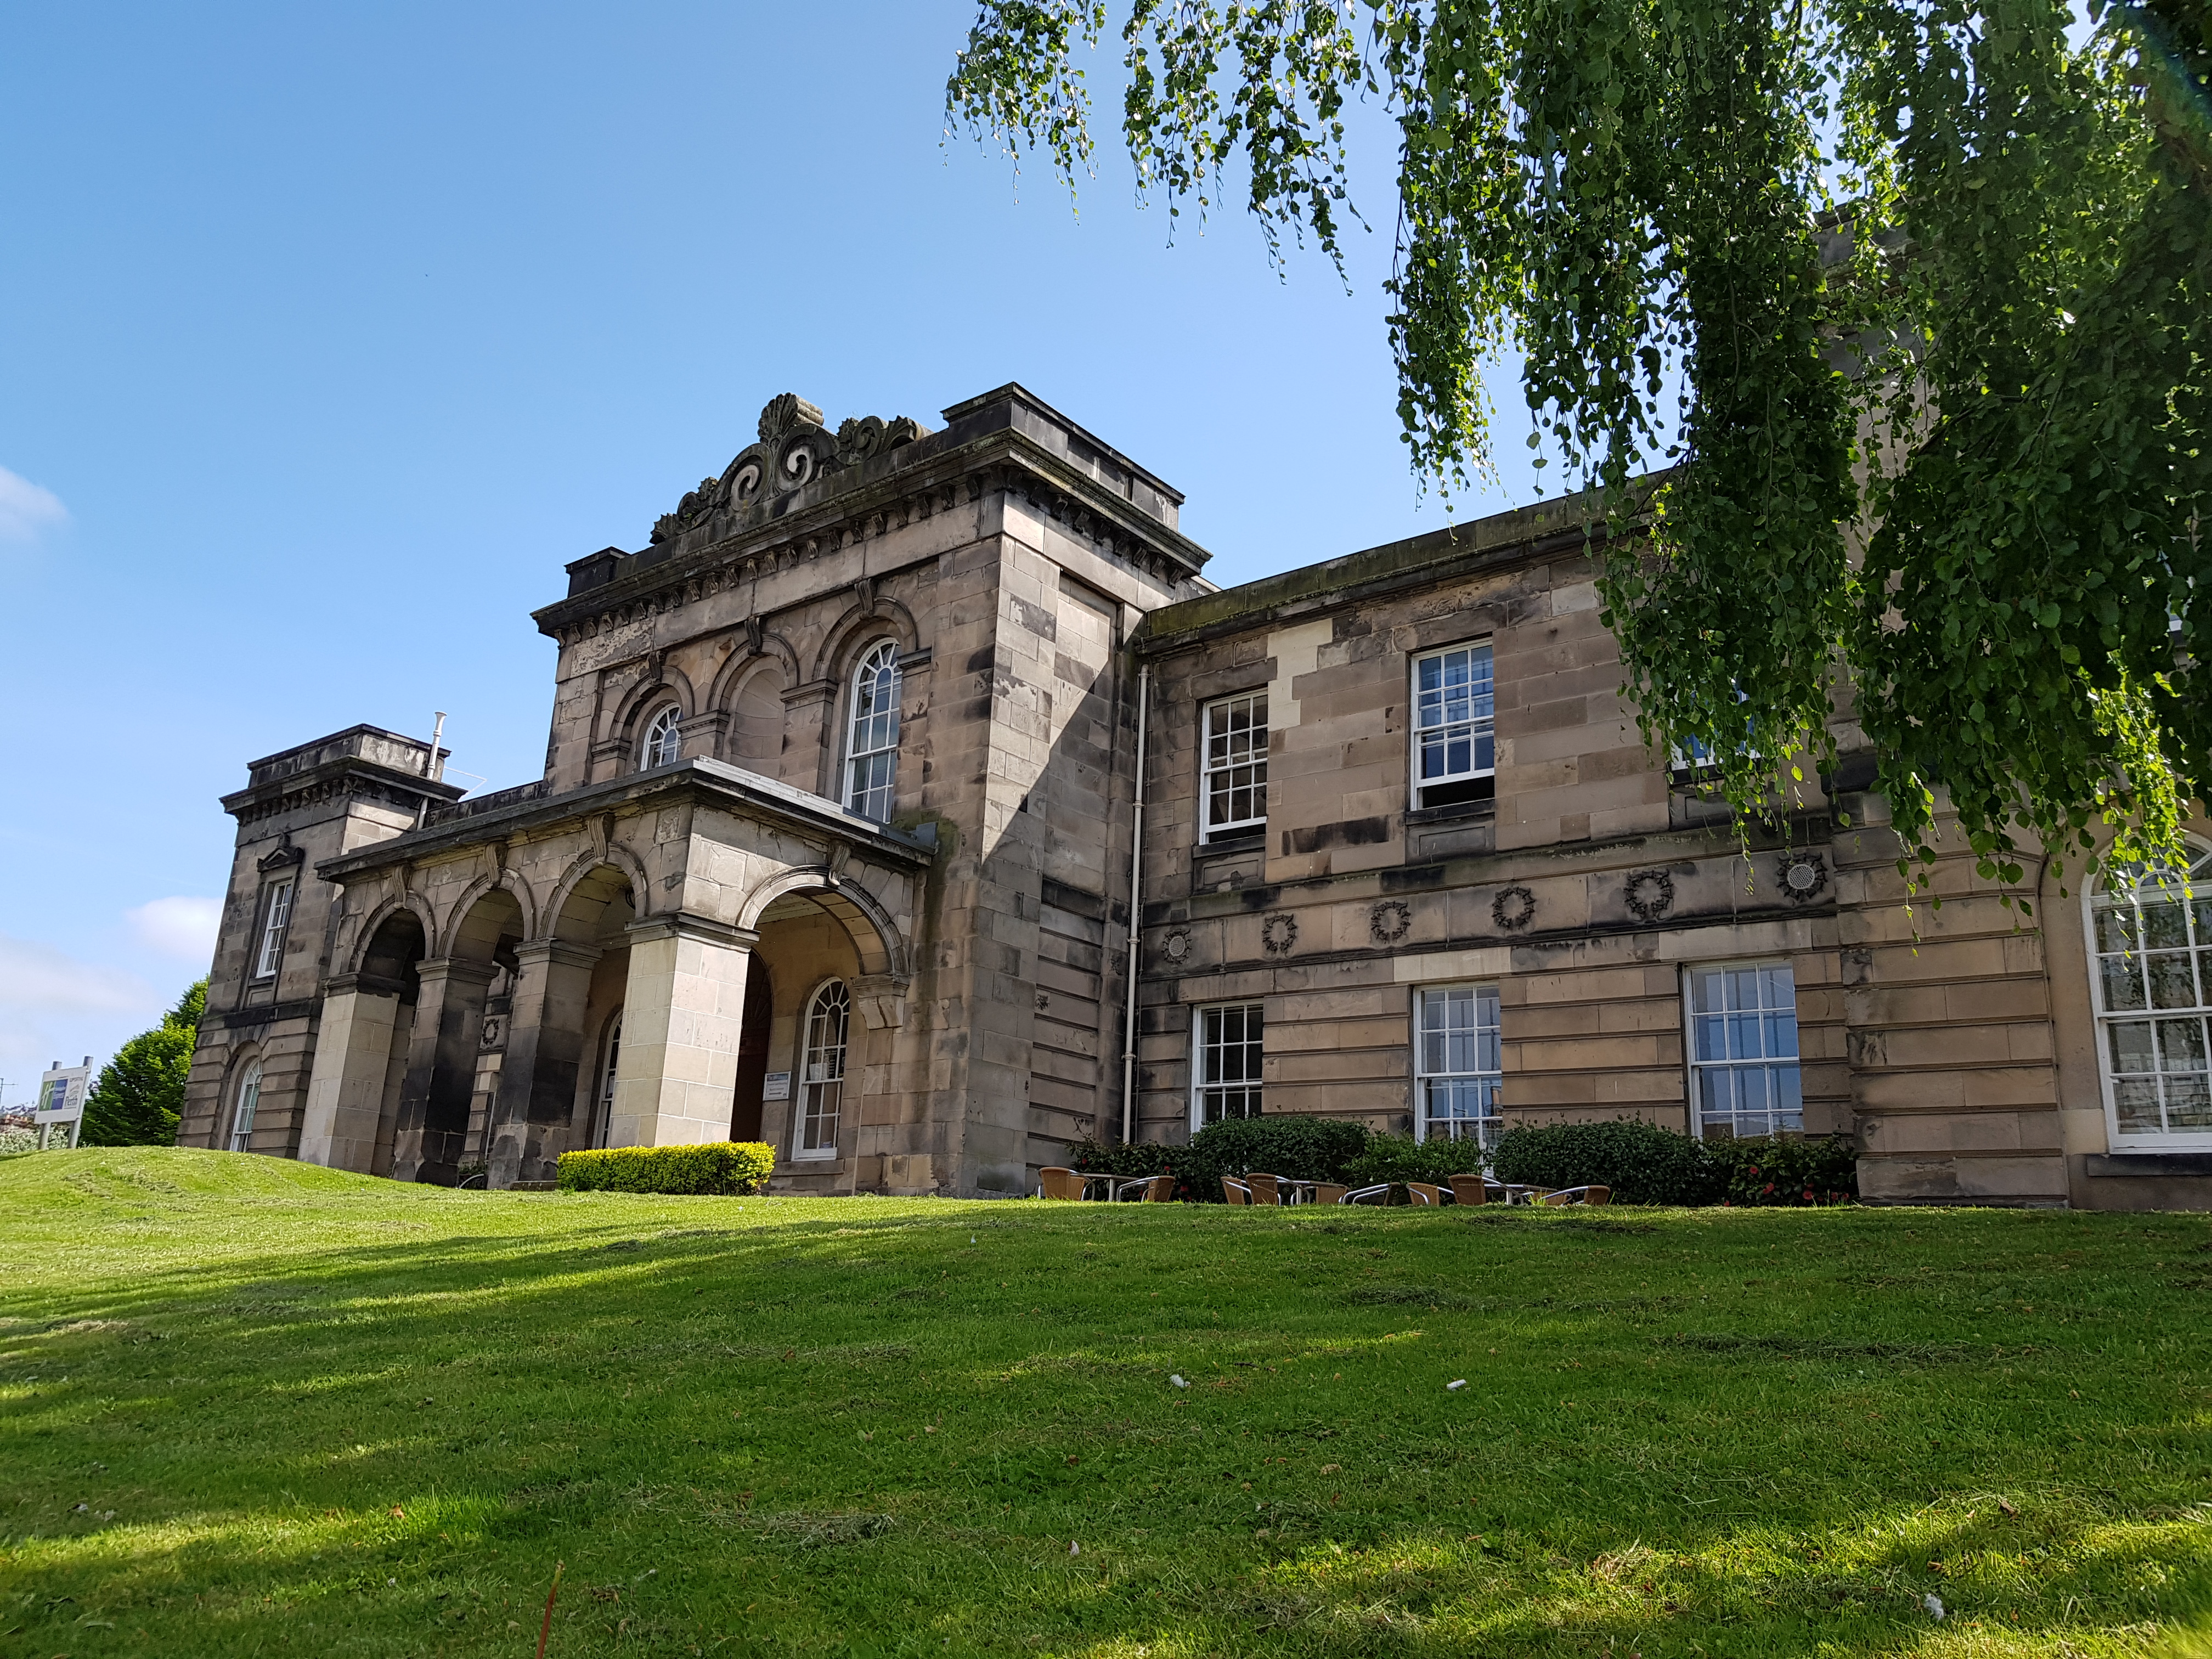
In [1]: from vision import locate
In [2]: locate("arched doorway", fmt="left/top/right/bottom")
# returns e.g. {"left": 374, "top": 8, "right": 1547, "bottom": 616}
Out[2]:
{"left": 359, "top": 907, "right": 426, "bottom": 1177}
{"left": 730, "top": 963, "right": 773, "bottom": 1142}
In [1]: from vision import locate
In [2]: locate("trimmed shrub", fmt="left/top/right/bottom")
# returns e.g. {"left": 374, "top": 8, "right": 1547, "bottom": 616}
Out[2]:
{"left": 1489, "top": 1119, "right": 1859, "bottom": 1206}
{"left": 1491, "top": 1119, "right": 1726, "bottom": 1205}
{"left": 1342, "top": 1133, "right": 1485, "bottom": 1188}
{"left": 556, "top": 1142, "right": 775, "bottom": 1196}
{"left": 1708, "top": 1133, "right": 1859, "bottom": 1206}
{"left": 1069, "top": 1114, "right": 1369, "bottom": 1203}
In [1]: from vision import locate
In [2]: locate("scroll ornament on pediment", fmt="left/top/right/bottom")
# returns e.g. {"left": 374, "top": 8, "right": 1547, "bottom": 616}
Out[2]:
{"left": 651, "top": 393, "right": 930, "bottom": 543}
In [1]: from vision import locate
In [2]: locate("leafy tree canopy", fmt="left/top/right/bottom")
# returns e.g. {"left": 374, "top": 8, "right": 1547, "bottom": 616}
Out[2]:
{"left": 81, "top": 979, "right": 206, "bottom": 1148}
{"left": 948, "top": 0, "right": 2210, "bottom": 898}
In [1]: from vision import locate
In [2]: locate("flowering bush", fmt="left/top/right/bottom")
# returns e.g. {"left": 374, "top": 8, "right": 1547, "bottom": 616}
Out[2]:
{"left": 1707, "top": 1135, "right": 1859, "bottom": 1207}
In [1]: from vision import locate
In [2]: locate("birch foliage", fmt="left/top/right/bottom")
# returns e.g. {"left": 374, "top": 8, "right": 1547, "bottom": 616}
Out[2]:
{"left": 947, "top": 0, "right": 2212, "bottom": 896}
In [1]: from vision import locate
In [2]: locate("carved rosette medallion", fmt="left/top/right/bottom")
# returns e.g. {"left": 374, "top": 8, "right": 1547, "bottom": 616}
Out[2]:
{"left": 1778, "top": 852, "right": 1828, "bottom": 904}
{"left": 1624, "top": 868, "right": 1676, "bottom": 923}
{"left": 1261, "top": 913, "right": 1300, "bottom": 957}
{"left": 1492, "top": 884, "right": 1538, "bottom": 932}
{"left": 1370, "top": 900, "right": 1413, "bottom": 944}
{"left": 1160, "top": 928, "right": 1193, "bottom": 967}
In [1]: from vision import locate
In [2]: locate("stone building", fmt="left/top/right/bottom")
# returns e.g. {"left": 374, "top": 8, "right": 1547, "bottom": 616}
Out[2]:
{"left": 182, "top": 385, "right": 2212, "bottom": 1210}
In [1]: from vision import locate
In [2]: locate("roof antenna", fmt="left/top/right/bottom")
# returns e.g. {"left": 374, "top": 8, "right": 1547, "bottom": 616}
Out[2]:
{"left": 415, "top": 711, "right": 448, "bottom": 829}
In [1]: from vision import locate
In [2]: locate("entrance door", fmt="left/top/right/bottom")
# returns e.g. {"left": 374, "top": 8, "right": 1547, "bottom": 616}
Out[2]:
{"left": 729, "top": 962, "right": 773, "bottom": 1142}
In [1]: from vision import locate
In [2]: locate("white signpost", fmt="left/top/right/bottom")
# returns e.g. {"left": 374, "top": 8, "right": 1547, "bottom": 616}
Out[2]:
{"left": 35, "top": 1058, "right": 92, "bottom": 1149}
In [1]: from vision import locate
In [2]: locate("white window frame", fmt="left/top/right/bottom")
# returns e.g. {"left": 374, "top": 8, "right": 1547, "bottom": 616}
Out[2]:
{"left": 1683, "top": 961, "right": 1804, "bottom": 1139}
{"left": 253, "top": 879, "right": 295, "bottom": 980}
{"left": 1410, "top": 641, "right": 1496, "bottom": 809}
{"left": 641, "top": 705, "right": 684, "bottom": 769}
{"left": 1414, "top": 983, "right": 1504, "bottom": 1149}
{"left": 1200, "top": 691, "right": 1268, "bottom": 842}
{"left": 229, "top": 1060, "right": 262, "bottom": 1153}
{"left": 795, "top": 979, "right": 850, "bottom": 1160}
{"left": 591, "top": 1012, "right": 622, "bottom": 1148}
{"left": 2084, "top": 836, "right": 2212, "bottom": 1150}
{"left": 1190, "top": 1000, "right": 1264, "bottom": 1130}
{"left": 844, "top": 642, "right": 902, "bottom": 823}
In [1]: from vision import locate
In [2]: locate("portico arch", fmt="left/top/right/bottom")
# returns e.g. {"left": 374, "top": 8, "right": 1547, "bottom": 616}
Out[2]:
{"left": 547, "top": 850, "right": 647, "bottom": 943}
{"left": 737, "top": 868, "right": 906, "bottom": 980}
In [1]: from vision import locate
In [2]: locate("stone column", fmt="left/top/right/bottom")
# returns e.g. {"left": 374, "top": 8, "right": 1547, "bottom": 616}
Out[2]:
{"left": 487, "top": 940, "right": 602, "bottom": 1187}
{"left": 297, "top": 973, "right": 404, "bottom": 1173}
{"left": 390, "top": 956, "right": 499, "bottom": 1184}
{"left": 610, "top": 915, "right": 756, "bottom": 1148}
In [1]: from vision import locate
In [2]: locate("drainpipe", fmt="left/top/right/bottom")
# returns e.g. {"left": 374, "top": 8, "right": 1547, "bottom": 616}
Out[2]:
{"left": 1119, "top": 662, "right": 1149, "bottom": 1146}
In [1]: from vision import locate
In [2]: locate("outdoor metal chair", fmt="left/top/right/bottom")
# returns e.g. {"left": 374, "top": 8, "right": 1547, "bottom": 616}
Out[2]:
{"left": 1246, "top": 1172, "right": 1284, "bottom": 1206}
{"left": 1340, "top": 1183, "right": 1395, "bottom": 1205}
{"left": 1133, "top": 1174, "right": 1177, "bottom": 1202}
{"left": 1039, "top": 1166, "right": 1086, "bottom": 1201}
{"left": 1537, "top": 1184, "right": 1612, "bottom": 1206}
{"left": 1221, "top": 1176, "right": 1252, "bottom": 1205}
{"left": 1310, "top": 1182, "right": 1348, "bottom": 1206}
{"left": 1447, "top": 1174, "right": 1489, "bottom": 1206}
{"left": 1406, "top": 1181, "right": 1444, "bottom": 1206}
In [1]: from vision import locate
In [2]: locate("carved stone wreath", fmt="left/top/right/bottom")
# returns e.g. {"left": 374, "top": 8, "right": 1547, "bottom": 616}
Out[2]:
{"left": 1261, "top": 913, "right": 1300, "bottom": 957}
{"left": 1160, "top": 927, "right": 1193, "bottom": 967}
{"left": 1370, "top": 900, "right": 1413, "bottom": 944}
{"left": 1778, "top": 852, "right": 1829, "bottom": 904}
{"left": 1624, "top": 868, "right": 1677, "bottom": 923}
{"left": 1492, "top": 884, "right": 1538, "bottom": 932}
{"left": 479, "top": 1014, "right": 506, "bottom": 1051}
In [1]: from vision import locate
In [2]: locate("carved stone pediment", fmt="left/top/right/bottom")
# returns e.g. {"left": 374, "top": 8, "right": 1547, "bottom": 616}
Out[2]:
{"left": 651, "top": 394, "right": 930, "bottom": 544}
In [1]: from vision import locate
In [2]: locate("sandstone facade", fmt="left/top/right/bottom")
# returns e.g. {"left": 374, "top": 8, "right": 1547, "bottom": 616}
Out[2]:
{"left": 181, "top": 386, "right": 2212, "bottom": 1209}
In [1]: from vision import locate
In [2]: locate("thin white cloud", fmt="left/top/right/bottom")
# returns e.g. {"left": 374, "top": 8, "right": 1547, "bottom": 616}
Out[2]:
{"left": 0, "top": 465, "right": 67, "bottom": 543}
{"left": 0, "top": 935, "right": 154, "bottom": 1016}
{"left": 126, "top": 896, "right": 223, "bottom": 963}
{"left": 0, "top": 936, "right": 162, "bottom": 1094}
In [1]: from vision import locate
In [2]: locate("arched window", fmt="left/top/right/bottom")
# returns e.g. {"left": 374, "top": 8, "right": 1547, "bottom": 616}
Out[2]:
{"left": 844, "top": 643, "right": 902, "bottom": 822}
{"left": 641, "top": 705, "right": 684, "bottom": 769}
{"left": 592, "top": 1014, "right": 623, "bottom": 1148}
{"left": 229, "top": 1060, "right": 262, "bottom": 1153}
{"left": 795, "top": 981, "right": 850, "bottom": 1160}
{"left": 2090, "top": 837, "right": 2212, "bottom": 1144}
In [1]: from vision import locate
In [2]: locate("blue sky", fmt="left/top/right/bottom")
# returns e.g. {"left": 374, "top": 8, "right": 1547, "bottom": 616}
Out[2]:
{"left": 0, "top": 3, "right": 1545, "bottom": 1103}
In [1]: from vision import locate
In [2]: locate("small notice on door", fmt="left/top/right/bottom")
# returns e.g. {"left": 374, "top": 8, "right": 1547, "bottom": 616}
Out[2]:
{"left": 761, "top": 1071, "right": 792, "bottom": 1101}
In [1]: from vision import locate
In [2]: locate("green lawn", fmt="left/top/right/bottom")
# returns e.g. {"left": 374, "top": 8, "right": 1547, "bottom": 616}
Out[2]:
{"left": 2, "top": 1148, "right": 2209, "bottom": 1657}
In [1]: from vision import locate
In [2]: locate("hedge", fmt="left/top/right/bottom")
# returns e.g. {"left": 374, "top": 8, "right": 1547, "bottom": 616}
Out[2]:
{"left": 1071, "top": 1114, "right": 1857, "bottom": 1206}
{"left": 1342, "top": 1133, "right": 1486, "bottom": 1188}
{"left": 1069, "top": 1114, "right": 1370, "bottom": 1203}
{"left": 1491, "top": 1119, "right": 1858, "bottom": 1206}
{"left": 556, "top": 1142, "right": 775, "bottom": 1195}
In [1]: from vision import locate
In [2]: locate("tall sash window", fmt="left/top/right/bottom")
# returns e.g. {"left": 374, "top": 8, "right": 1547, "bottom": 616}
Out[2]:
{"left": 229, "top": 1062, "right": 262, "bottom": 1153}
{"left": 845, "top": 644, "right": 902, "bottom": 822}
{"left": 797, "top": 981, "right": 850, "bottom": 1159}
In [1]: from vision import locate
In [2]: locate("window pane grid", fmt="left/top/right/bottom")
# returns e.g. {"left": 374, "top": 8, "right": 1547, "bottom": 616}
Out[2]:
{"left": 642, "top": 706, "right": 684, "bottom": 768}
{"left": 799, "top": 983, "right": 851, "bottom": 1157}
{"left": 845, "top": 644, "right": 902, "bottom": 823}
{"left": 1194, "top": 1001, "right": 1264, "bottom": 1127}
{"left": 1417, "top": 984, "right": 1503, "bottom": 1150}
{"left": 1686, "top": 962, "right": 1803, "bottom": 1139}
{"left": 255, "top": 882, "right": 293, "bottom": 979}
{"left": 1415, "top": 645, "right": 1496, "bottom": 787}
{"left": 230, "top": 1064, "right": 262, "bottom": 1153}
{"left": 1203, "top": 693, "right": 1268, "bottom": 837}
{"left": 2094, "top": 844, "right": 2212, "bottom": 1138}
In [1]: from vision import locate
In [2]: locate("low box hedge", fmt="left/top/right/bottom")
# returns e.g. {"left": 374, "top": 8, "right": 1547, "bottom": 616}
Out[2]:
{"left": 556, "top": 1142, "right": 775, "bottom": 1196}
